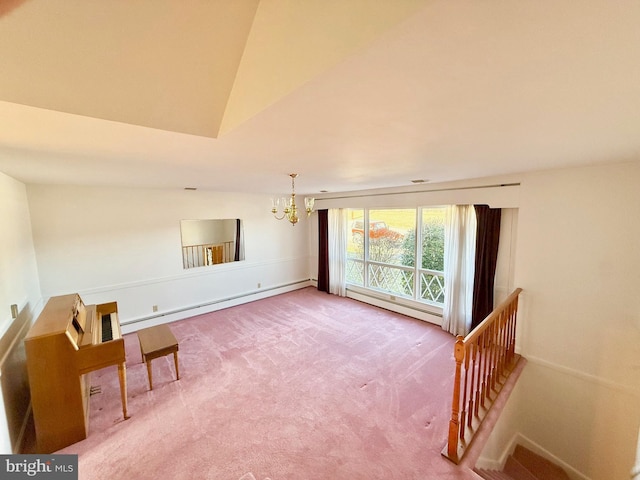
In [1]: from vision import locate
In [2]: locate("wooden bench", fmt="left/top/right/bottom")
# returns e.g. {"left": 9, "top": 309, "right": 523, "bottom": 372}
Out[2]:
{"left": 137, "top": 324, "right": 179, "bottom": 390}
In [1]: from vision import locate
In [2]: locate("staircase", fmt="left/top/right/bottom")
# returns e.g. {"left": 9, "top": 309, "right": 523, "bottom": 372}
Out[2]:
{"left": 475, "top": 445, "right": 571, "bottom": 480}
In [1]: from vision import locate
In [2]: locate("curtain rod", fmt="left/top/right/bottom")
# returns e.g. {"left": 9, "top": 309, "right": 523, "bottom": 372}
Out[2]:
{"left": 316, "top": 182, "right": 520, "bottom": 201}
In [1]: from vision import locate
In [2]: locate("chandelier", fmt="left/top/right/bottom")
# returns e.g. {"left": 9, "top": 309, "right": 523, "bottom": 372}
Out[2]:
{"left": 271, "top": 173, "right": 314, "bottom": 226}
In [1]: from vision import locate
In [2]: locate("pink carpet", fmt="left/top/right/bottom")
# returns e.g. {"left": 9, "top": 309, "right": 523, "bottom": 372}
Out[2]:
{"left": 57, "top": 287, "right": 483, "bottom": 479}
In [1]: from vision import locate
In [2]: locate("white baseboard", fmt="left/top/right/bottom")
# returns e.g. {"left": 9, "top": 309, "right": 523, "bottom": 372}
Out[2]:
{"left": 345, "top": 289, "right": 443, "bottom": 326}
{"left": 120, "top": 280, "right": 313, "bottom": 334}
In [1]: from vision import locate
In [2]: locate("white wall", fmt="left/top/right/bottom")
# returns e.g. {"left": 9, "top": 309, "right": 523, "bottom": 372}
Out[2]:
{"left": 0, "top": 173, "right": 41, "bottom": 338}
{"left": 26, "top": 185, "right": 313, "bottom": 330}
{"left": 0, "top": 172, "right": 41, "bottom": 453}
{"left": 480, "top": 161, "right": 640, "bottom": 480}
{"left": 494, "top": 208, "right": 518, "bottom": 306}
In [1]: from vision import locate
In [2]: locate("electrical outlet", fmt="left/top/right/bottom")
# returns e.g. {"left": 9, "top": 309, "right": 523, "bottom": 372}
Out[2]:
{"left": 152, "top": 305, "right": 158, "bottom": 312}
{"left": 257, "top": 282, "right": 261, "bottom": 288}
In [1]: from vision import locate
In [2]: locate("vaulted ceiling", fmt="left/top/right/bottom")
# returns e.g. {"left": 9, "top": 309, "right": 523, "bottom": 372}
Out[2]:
{"left": 1, "top": 0, "right": 639, "bottom": 195}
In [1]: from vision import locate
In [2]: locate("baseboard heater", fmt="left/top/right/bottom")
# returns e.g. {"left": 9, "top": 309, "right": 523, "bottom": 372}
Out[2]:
{"left": 121, "top": 279, "right": 312, "bottom": 326}
{"left": 309, "top": 279, "right": 443, "bottom": 320}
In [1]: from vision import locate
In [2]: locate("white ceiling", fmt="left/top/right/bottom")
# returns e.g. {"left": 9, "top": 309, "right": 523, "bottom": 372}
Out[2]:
{"left": 0, "top": 0, "right": 639, "bottom": 196}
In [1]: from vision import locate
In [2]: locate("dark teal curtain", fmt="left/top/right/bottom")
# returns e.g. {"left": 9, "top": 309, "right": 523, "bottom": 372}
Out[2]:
{"left": 234, "top": 218, "right": 241, "bottom": 261}
{"left": 317, "top": 209, "right": 330, "bottom": 293}
{"left": 471, "top": 205, "right": 501, "bottom": 329}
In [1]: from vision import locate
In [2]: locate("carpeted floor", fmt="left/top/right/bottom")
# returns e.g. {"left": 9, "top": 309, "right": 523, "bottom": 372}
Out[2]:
{"left": 55, "top": 287, "right": 481, "bottom": 479}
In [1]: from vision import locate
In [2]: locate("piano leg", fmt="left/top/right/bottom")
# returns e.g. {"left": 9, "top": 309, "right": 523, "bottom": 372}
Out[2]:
{"left": 118, "top": 362, "right": 129, "bottom": 419}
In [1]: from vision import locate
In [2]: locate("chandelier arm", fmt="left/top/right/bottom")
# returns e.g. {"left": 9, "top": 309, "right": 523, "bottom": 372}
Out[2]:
{"left": 271, "top": 173, "right": 309, "bottom": 225}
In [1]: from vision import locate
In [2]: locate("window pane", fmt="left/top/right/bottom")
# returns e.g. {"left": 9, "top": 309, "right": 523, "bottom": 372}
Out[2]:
{"left": 421, "top": 207, "right": 446, "bottom": 271}
{"left": 346, "top": 259, "right": 364, "bottom": 286}
{"left": 419, "top": 207, "right": 446, "bottom": 305}
{"left": 343, "top": 206, "right": 445, "bottom": 308}
{"left": 420, "top": 271, "right": 445, "bottom": 303}
{"left": 347, "top": 209, "right": 364, "bottom": 261}
{"left": 369, "top": 209, "right": 415, "bottom": 267}
{"left": 368, "top": 264, "right": 413, "bottom": 296}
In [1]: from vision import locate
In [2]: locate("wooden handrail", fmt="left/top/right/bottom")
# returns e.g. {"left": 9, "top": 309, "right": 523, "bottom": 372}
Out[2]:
{"left": 443, "top": 288, "right": 523, "bottom": 464}
{"left": 464, "top": 288, "right": 522, "bottom": 345}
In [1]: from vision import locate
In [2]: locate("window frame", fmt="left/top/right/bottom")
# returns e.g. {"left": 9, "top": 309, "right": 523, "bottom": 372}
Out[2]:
{"left": 345, "top": 206, "right": 445, "bottom": 314}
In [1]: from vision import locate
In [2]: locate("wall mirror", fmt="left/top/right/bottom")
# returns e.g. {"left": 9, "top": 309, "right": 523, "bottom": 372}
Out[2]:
{"left": 180, "top": 219, "right": 244, "bottom": 269}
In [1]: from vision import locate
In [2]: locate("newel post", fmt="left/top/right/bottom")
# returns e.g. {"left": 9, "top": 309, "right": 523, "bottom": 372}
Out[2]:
{"left": 447, "top": 335, "right": 466, "bottom": 463}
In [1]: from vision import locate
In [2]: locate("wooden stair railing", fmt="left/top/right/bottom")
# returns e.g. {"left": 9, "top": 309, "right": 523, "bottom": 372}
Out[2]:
{"left": 443, "top": 287, "right": 523, "bottom": 464}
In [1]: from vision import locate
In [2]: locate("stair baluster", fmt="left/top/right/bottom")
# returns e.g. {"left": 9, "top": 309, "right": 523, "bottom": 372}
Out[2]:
{"left": 444, "top": 288, "right": 523, "bottom": 464}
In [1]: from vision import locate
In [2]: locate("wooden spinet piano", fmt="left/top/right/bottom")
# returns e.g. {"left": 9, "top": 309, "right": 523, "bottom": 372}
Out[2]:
{"left": 25, "top": 293, "right": 128, "bottom": 453}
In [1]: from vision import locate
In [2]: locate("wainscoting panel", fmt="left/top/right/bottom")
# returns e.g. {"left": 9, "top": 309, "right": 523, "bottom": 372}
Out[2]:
{"left": 0, "top": 308, "right": 33, "bottom": 453}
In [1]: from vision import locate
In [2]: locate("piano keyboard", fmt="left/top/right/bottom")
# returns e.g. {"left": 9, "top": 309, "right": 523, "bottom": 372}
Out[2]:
{"left": 101, "top": 313, "right": 112, "bottom": 342}
{"left": 100, "top": 312, "right": 121, "bottom": 342}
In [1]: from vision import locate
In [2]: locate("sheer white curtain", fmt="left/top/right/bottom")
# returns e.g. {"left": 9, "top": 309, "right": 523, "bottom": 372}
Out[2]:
{"left": 442, "top": 205, "right": 477, "bottom": 336}
{"left": 328, "top": 208, "right": 347, "bottom": 296}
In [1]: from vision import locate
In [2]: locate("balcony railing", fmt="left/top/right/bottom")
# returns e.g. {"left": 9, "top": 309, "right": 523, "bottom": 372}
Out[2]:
{"left": 346, "top": 258, "right": 444, "bottom": 306}
{"left": 182, "top": 241, "right": 234, "bottom": 269}
{"left": 443, "top": 288, "right": 523, "bottom": 464}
